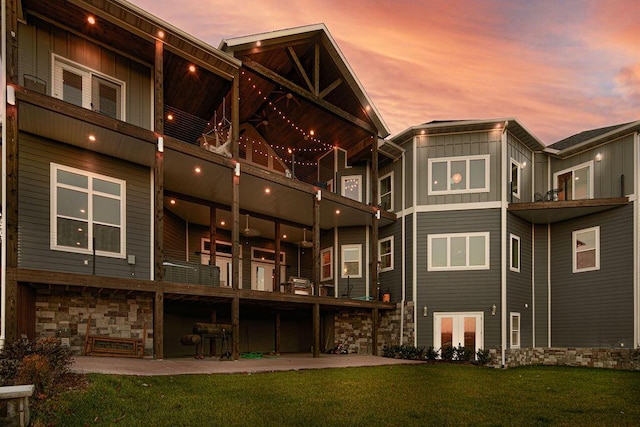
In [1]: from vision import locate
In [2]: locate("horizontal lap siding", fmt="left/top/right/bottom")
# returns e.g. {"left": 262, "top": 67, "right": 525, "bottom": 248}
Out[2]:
{"left": 405, "top": 214, "right": 413, "bottom": 302}
{"left": 507, "top": 214, "right": 532, "bottom": 348}
{"left": 338, "top": 226, "right": 368, "bottom": 298}
{"left": 416, "top": 209, "right": 501, "bottom": 349}
{"left": 379, "top": 220, "right": 402, "bottom": 303}
{"left": 533, "top": 224, "right": 549, "bottom": 347}
{"left": 551, "top": 204, "right": 634, "bottom": 347}
{"left": 18, "top": 134, "right": 152, "bottom": 279}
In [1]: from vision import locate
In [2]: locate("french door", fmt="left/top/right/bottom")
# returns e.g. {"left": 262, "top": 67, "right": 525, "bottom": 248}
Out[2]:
{"left": 434, "top": 312, "right": 483, "bottom": 355}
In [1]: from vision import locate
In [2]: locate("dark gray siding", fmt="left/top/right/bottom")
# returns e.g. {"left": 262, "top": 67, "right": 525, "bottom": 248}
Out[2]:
{"left": 405, "top": 142, "right": 413, "bottom": 208}
{"left": 404, "top": 214, "right": 414, "bottom": 302}
{"left": 549, "top": 134, "right": 634, "bottom": 199}
{"left": 533, "top": 224, "right": 549, "bottom": 347}
{"left": 378, "top": 220, "right": 402, "bottom": 303}
{"left": 18, "top": 19, "right": 152, "bottom": 130}
{"left": 533, "top": 152, "right": 549, "bottom": 197}
{"left": 550, "top": 204, "right": 634, "bottom": 347}
{"left": 507, "top": 132, "right": 534, "bottom": 203}
{"left": 416, "top": 209, "right": 502, "bottom": 349}
{"left": 418, "top": 130, "right": 502, "bottom": 205}
{"left": 18, "top": 134, "right": 152, "bottom": 279}
{"left": 337, "top": 226, "right": 368, "bottom": 298}
{"left": 507, "top": 214, "right": 532, "bottom": 348}
{"left": 378, "top": 158, "right": 402, "bottom": 214}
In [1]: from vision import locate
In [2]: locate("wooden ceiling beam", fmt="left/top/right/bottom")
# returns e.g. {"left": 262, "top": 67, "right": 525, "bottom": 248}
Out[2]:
{"left": 287, "top": 46, "right": 314, "bottom": 93}
{"left": 319, "top": 78, "right": 343, "bottom": 99}
{"left": 241, "top": 57, "right": 377, "bottom": 135}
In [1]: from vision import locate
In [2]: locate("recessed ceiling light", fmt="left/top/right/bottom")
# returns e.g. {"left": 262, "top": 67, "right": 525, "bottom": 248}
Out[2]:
{"left": 87, "top": 16, "right": 96, "bottom": 25}
{"left": 335, "top": 209, "right": 340, "bottom": 215}
{"left": 265, "top": 188, "right": 271, "bottom": 194}
{"left": 157, "top": 30, "right": 165, "bottom": 39}
{"left": 88, "top": 135, "right": 96, "bottom": 142}
{"left": 220, "top": 220, "right": 226, "bottom": 226}
{"left": 170, "top": 199, "right": 176, "bottom": 205}
{"left": 282, "top": 234, "right": 287, "bottom": 239}
{"left": 167, "top": 113, "right": 174, "bottom": 121}
{"left": 194, "top": 167, "right": 201, "bottom": 174}
{"left": 188, "top": 64, "right": 196, "bottom": 73}
{"left": 309, "top": 130, "right": 315, "bottom": 136}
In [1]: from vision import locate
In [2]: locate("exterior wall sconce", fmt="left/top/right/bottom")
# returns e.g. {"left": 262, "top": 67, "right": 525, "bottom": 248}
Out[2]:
{"left": 521, "top": 161, "right": 527, "bottom": 169}
{"left": 375, "top": 209, "right": 381, "bottom": 220}
{"left": 423, "top": 306, "right": 428, "bottom": 317}
{"left": 234, "top": 163, "right": 240, "bottom": 176}
{"left": 491, "top": 304, "right": 497, "bottom": 316}
{"left": 6, "top": 85, "right": 15, "bottom": 106}
{"left": 157, "top": 136, "right": 164, "bottom": 153}
{"left": 595, "top": 153, "right": 602, "bottom": 162}
{"left": 316, "top": 189, "right": 322, "bottom": 201}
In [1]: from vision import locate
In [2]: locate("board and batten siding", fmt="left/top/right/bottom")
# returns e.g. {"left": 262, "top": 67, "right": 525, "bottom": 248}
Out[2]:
{"left": 507, "top": 132, "right": 534, "bottom": 203}
{"left": 416, "top": 209, "right": 502, "bottom": 349}
{"left": 17, "top": 18, "right": 152, "bottom": 130}
{"left": 417, "top": 130, "right": 502, "bottom": 206}
{"left": 533, "top": 224, "right": 550, "bottom": 347}
{"left": 378, "top": 220, "right": 402, "bottom": 303}
{"left": 18, "top": 134, "right": 152, "bottom": 279}
{"left": 337, "top": 226, "right": 368, "bottom": 298}
{"left": 378, "top": 158, "right": 402, "bottom": 214}
{"left": 533, "top": 152, "right": 549, "bottom": 197}
{"left": 507, "top": 214, "right": 533, "bottom": 348}
{"left": 550, "top": 204, "right": 634, "bottom": 347}
{"left": 549, "top": 134, "right": 634, "bottom": 198}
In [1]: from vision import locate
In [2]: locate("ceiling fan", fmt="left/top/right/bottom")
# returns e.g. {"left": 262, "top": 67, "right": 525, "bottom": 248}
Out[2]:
{"left": 298, "top": 228, "right": 313, "bottom": 248}
{"left": 243, "top": 214, "right": 261, "bottom": 237}
{"left": 273, "top": 91, "right": 300, "bottom": 109}
{"left": 248, "top": 109, "right": 270, "bottom": 128}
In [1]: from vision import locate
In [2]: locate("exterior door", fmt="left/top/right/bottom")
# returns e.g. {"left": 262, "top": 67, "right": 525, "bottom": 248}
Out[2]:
{"left": 434, "top": 312, "right": 483, "bottom": 355}
{"left": 251, "top": 262, "right": 286, "bottom": 291}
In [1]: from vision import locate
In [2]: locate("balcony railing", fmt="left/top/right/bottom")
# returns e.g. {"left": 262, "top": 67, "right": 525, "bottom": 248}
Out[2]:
{"left": 163, "top": 259, "right": 220, "bottom": 286}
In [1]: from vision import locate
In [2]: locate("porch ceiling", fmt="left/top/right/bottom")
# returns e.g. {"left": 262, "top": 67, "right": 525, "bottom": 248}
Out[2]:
{"left": 508, "top": 197, "right": 629, "bottom": 224}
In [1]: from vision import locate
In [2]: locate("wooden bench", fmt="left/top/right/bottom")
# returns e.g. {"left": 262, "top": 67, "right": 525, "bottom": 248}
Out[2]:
{"left": 0, "top": 384, "right": 35, "bottom": 427}
{"left": 83, "top": 315, "right": 146, "bottom": 358}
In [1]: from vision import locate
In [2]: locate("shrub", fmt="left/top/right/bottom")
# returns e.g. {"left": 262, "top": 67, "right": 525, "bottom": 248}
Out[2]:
{"left": 441, "top": 346, "right": 455, "bottom": 361}
{"left": 382, "top": 345, "right": 429, "bottom": 360}
{"left": 455, "top": 346, "right": 475, "bottom": 362}
{"left": 0, "top": 337, "right": 72, "bottom": 397}
{"left": 476, "top": 348, "right": 492, "bottom": 365}
{"left": 425, "top": 346, "right": 438, "bottom": 361}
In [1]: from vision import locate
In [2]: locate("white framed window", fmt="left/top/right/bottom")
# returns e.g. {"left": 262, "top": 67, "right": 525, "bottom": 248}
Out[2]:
{"left": 51, "top": 163, "right": 125, "bottom": 258}
{"left": 510, "top": 158, "right": 521, "bottom": 199}
{"left": 52, "top": 55, "right": 126, "bottom": 120}
{"left": 379, "top": 236, "right": 394, "bottom": 272}
{"left": 341, "top": 175, "right": 362, "bottom": 202}
{"left": 428, "top": 154, "right": 490, "bottom": 195}
{"left": 251, "top": 247, "right": 285, "bottom": 264}
{"left": 573, "top": 226, "right": 600, "bottom": 273}
{"left": 510, "top": 233, "right": 520, "bottom": 272}
{"left": 341, "top": 244, "right": 362, "bottom": 278}
{"left": 428, "top": 232, "right": 490, "bottom": 271}
{"left": 510, "top": 312, "right": 521, "bottom": 348}
{"left": 553, "top": 161, "right": 593, "bottom": 201}
{"left": 379, "top": 172, "right": 393, "bottom": 211}
{"left": 321, "top": 247, "right": 333, "bottom": 281}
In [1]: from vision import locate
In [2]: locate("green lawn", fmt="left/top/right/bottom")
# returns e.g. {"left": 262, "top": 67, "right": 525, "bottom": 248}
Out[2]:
{"left": 40, "top": 364, "right": 639, "bottom": 426}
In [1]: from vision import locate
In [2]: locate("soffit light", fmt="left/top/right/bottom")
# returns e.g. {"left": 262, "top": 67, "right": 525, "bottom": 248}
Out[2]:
{"left": 87, "top": 16, "right": 96, "bottom": 25}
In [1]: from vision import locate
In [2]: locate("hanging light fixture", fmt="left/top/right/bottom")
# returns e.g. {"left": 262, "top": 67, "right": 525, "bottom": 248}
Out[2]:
{"left": 298, "top": 228, "right": 313, "bottom": 248}
{"left": 242, "top": 214, "right": 260, "bottom": 237}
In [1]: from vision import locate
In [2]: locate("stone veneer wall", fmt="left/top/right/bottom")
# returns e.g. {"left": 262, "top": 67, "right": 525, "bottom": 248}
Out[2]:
{"left": 35, "top": 288, "right": 153, "bottom": 356}
{"left": 334, "top": 302, "right": 415, "bottom": 354}
{"left": 485, "top": 348, "right": 640, "bottom": 370}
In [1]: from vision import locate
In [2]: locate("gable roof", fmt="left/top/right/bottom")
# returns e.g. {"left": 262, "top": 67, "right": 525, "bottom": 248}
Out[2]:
{"left": 549, "top": 121, "right": 640, "bottom": 152}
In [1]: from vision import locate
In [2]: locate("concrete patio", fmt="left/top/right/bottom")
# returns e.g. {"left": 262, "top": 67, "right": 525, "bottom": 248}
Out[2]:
{"left": 71, "top": 353, "right": 423, "bottom": 376}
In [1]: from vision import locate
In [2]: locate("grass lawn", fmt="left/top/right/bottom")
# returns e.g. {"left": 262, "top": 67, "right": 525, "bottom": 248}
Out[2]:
{"left": 39, "top": 364, "right": 639, "bottom": 426}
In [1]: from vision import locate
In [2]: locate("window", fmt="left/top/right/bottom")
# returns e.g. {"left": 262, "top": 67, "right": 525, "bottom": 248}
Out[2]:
{"left": 510, "top": 158, "right": 521, "bottom": 199}
{"left": 573, "top": 226, "right": 599, "bottom": 272}
{"left": 51, "top": 163, "right": 125, "bottom": 257}
{"left": 428, "top": 232, "right": 489, "bottom": 271}
{"left": 428, "top": 155, "right": 489, "bottom": 195}
{"left": 379, "top": 236, "right": 394, "bottom": 272}
{"left": 341, "top": 175, "right": 362, "bottom": 202}
{"left": 52, "top": 55, "right": 125, "bottom": 120}
{"left": 341, "top": 244, "right": 362, "bottom": 278}
{"left": 379, "top": 172, "right": 393, "bottom": 211}
{"left": 510, "top": 234, "right": 520, "bottom": 272}
{"left": 554, "top": 161, "right": 593, "bottom": 201}
{"left": 321, "top": 247, "right": 333, "bottom": 281}
{"left": 510, "top": 313, "right": 521, "bottom": 348}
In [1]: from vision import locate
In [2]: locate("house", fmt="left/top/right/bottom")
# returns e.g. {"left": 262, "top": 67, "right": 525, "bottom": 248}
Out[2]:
{"left": 0, "top": 0, "right": 397, "bottom": 359}
{"left": 1, "top": 0, "right": 638, "bottom": 368}
{"left": 382, "top": 119, "right": 639, "bottom": 367}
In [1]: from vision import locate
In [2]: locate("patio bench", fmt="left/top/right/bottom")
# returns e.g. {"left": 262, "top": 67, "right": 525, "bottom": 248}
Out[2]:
{"left": 0, "top": 384, "right": 35, "bottom": 427}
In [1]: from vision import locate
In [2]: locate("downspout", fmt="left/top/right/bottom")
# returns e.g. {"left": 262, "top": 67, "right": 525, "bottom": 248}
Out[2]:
{"left": 400, "top": 149, "right": 406, "bottom": 344}
{"left": 635, "top": 131, "right": 639, "bottom": 349}
{"left": 500, "top": 122, "right": 508, "bottom": 368}
{"left": 412, "top": 136, "right": 418, "bottom": 346}
{"left": 1, "top": 0, "right": 8, "bottom": 349}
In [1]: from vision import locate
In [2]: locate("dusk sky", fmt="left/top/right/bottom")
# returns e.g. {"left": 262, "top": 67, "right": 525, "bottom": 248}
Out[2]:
{"left": 131, "top": 0, "right": 639, "bottom": 144}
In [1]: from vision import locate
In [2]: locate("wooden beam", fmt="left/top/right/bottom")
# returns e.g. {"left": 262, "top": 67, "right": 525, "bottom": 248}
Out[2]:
{"left": 318, "top": 78, "right": 342, "bottom": 99}
{"left": 232, "top": 296, "right": 240, "bottom": 360}
{"left": 274, "top": 222, "right": 281, "bottom": 291}
{"left": 6, "top": 0, "right": 18, "bottom": 84}
{"left": 154, "top": 39, "right": 164, "bottom": 134}
{"left": 346, "top": 135, "right": 374, "bottom": 161}
{"left": 312, "top": 196, "right": 320, "bottom": 296}
{"left": 154, "top": 40, "right": 164, "bottom": 284}
{"left": 154, "top": 290, "right": 164, "bottom": 359}
{"left": 241, "top": 58, "right": 377, "bottom": 135}
{"left": 313, "top": 303, "right": 320, "bottom": 358}
{"left": 371, "top": 134, "right": 379, "bottom": 300}
{"left": 275, "top": 311, "right": 281, "bottom": 354}
{"left": 287, "top": 46, "right": 314, "bottom": 93}
{"left": 314, "top": 43, "right": 320, "bottom": 97}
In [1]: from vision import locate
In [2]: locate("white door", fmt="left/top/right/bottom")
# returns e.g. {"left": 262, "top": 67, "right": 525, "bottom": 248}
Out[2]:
{"left": 434, "top": 312, "right": 483, "bottom": 354}
{"left": 251, "top": 262, "right": 286, "bottom": 291}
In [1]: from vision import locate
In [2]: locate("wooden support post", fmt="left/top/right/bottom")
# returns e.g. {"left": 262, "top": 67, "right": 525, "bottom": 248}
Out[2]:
{"left": 231, "top": 72, "right": 241, "bottom": 291}
{"left": 154, "top": 290, "right": 163, "bottom": 359}
{"left": 154, "top": 39, "right": 164, "bottom": 282}
{"left": 232, "top": 296, "right": 240, "bottom": 360}
{"left": 312, "top": 195, "right": 320, "bottom": 296}
{"left": 4, "top": 278, "right": 18, "bottom": 341}
{"left": 209, "top": 207, "right": 217, "bottom": 267}
{"left": 371, "top": 134, "right": 379, "bottom": 300}
{"left": 313, "top": 303, "right": 320, "bottom": 358}
{"left": 210, "top": 310, "right": 217, "bottom": 356}
{"left": 274, "top": 222, "right": 281, "bottom": 291}
{"left": 275, "top": 311, "right": 281, "bottom": 354}
{"left": 372, "top": 307, "right": 379, "bottom": 356}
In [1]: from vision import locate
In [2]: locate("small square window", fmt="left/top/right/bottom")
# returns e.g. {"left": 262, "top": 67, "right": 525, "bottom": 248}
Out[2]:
{"left": 573, "top": 226, "right": 599, "bottom": 272}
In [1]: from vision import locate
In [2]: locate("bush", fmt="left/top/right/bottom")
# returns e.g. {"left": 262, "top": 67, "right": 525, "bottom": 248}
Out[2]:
{"left": 0, "top": 337, "right": 72, "bottom": 398}
{"left": 441, "top": 346, "right": 455, "bottom": 361}
{"left": 455, "top": 346, "right": 475, "bottom": 362}
{"left": 476, "top": 348, "right": 492, "bottom": 365}
{"left": 382, "top": 345, "right": 429, "bottom": 360}
{"left": 425, "top": 346, "right": 438, "bottom": 361}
